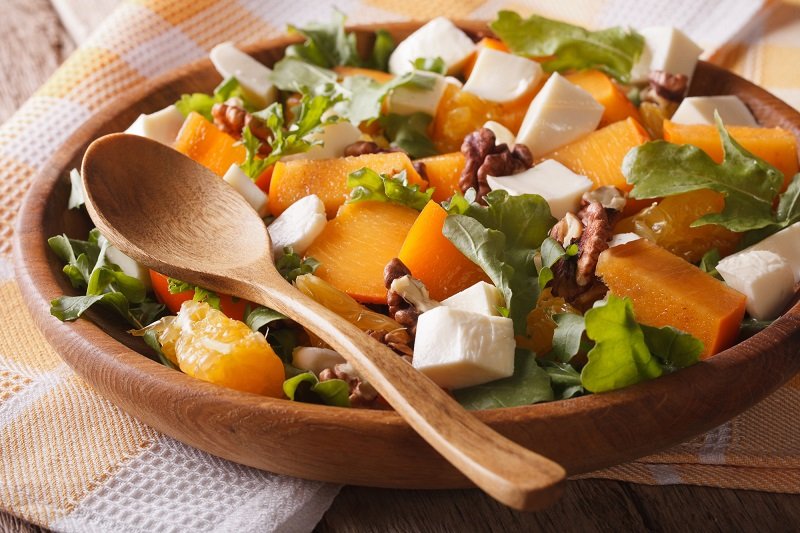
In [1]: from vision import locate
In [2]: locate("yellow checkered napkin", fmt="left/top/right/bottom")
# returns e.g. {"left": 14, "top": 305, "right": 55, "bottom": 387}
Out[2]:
{"left": 1, "top": 0, "right": 799, "bottom": 530}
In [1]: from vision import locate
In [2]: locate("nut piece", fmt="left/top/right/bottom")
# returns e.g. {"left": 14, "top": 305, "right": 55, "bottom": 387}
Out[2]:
{"left": 384, "top": 258, "right": 439, "bottom": 337}
{"left": 648, "top": 70, "right": 690, "bottom": 103}
{"left": 367, "top": 328, "right": 414, "bottom": 359}
{"left": 319, "top": 363, "right": 381, "bottom": 408}
{"left": 459, "top": 128, "right": 533, "bottom": 204}
{"left": 575, "top": 201, "right": 612, "bottom": 287}
{"left": 211, "top": 98, "right": 271, "bottom": 152}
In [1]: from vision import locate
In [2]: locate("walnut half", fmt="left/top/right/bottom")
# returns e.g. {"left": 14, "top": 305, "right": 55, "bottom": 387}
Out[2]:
{"left": 459, "top": 127, "right": 533, "bottom": 204}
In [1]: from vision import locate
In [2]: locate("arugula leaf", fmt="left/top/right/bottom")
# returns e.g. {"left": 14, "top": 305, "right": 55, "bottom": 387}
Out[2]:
{"left": 454, "top": 350, "right": 554, "bottom": 410}
{"left": 623, "top": 115, "right": 785, "bottom": 232}
{"left": 490, "top": 10, "right": 644, "bottom": 82}
{"left": 580, "top": 296, "right": 663, "bottom": 393}
{"left": 640, "top": 324, "right": 703, "bottom": 370}
{"left": 412, "top": 57, "right": 446, "bottom": 75}
{"left": 166, "top": 276, "right": 221, "bottom": 310}
{"left": 379, "top": 113, "right": 437, "bottom": 159}
{"left": 286, "top": 10, "right": 360, "bottom": 68}
{"left": 347, "top": 168, "right": 434, "bottom": 210}
{"left": 340, "top": 71, "right": 436, "bottom": 125}
{"left": 68, "top": 169, "right": 85, "bottom": 210}
{"left": 276, "top": 247, "right": 320, "bottom": 282}
{"left": 740, "top": 173, "right": 800, "bottom": 247}
{"left": 175, "top": 77, "right": 247, "bottom": 121}
{"left": 283, "top": 371, "right": 350, "bottom": 407}
{"left": 550, "top": 313, "right": 586, "bottom": 363}
{"left": 368, "top": 29, "right": 395, "bottom": 71}
{"left": 698, "top": 248, "right": 722, "bottom": 279}
{"left": 540, "top": 360, "right": 584, "bottom": 400}
{"left": 268, "top": 58, "right": 339, "bottom": 93}
{"left": 239, "top": 126, "right": 270, "bottom": 180}
{"left": 244, "top": 306, "right": 287, "bottom": 332}
{"left": 442, "top": 190, "right": 556, "bottom": 333}
{"left": 739, "top": 317, "right": 774, "bottom": 339}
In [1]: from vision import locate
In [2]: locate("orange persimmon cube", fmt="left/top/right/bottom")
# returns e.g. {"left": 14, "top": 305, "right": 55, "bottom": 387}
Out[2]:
{"left": 174, "top": 112, "right": 246, "bottom": 176}
{"left": 333, "top": 66, "right": 394, "bottom": 84}
{"left": 415, "top": 152, "right": 465, "bottom": 202}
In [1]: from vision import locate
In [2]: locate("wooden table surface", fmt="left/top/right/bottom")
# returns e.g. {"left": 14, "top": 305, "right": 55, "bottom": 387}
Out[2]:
{"left": 2, "top": 1, "right": 799, "bottom": 531}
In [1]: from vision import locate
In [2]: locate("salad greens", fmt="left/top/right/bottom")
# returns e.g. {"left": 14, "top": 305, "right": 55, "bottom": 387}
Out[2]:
{"left": 275, "top": 247, "right": 320, "bottom": 282}
{"left": 347, "top": 168, "right": 434, "bottom": 210}
{"left": 283, "top": 371, "right": 351, "bottom": 407}
{"left": 379, "top": 112, "right": 437, "bottom": 158}
{"left": 175, "top": 77, "right": 248, "bottom": 121}
{"left": 167, "top": 277, "right": 222, "bottom": 309}
{"left": 412, "top": 56, "right": 446, "bottom": 75}
{"left": 490, "top": 10, "right": 645, "bottom": 82}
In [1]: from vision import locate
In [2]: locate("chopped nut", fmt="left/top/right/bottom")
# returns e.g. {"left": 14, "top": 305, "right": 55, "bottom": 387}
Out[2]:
{"left": 367, "top": 328, "right": 414, "bottom": 357}
{"left": 343, "top": 140, "right": 382, "bottom": 157}
{"left": 459, "top": 127, "right": 533, "bottom": 204}
{"left": 549, "top": 212, "right": 583, "bottom": 246}
{"left": 582, "top": 186, "right": 626, "bottom": 212}
{"left": 211, "top": 98, "right": 271, "bottom": 153}
{"left": 575, "top": 201, "right": 612, "bottom": 287}
{"left": 390, "top": 276, "right": 439, "bottom": 313}
{"left": 318, "top": 363, "right": 380, "bottom": 408}
{"left": 384, "top": 258, "right": 439, "bottom": 337}
{"left": 648, "top": 70, "right": 689, "bottom": 103}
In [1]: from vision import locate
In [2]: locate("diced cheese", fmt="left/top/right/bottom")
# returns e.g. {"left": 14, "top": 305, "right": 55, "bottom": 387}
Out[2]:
{"left": 486, "top": 159, "right": 593, "bottom": 219}
{"left": 104, "top": 245, "right": 152, "bottom": 290}
{"left": 716, "top": 250, "right": 795, "bottom": 320}
{"left": 608, "top": 232, "right": 641, "bottom": 247}
{"left": 124, "top": 105, "right": 185, "bottom": 146}
{"left": 482, "top": 121, "right": 516, "bottom": 147}
{"left": 671, "top": 96, "right": 757, "bottom": 126}
{"left": 413, "top": 306, "right": 515, "bottom": 390}
{"left": 515, "top": 73, "right": 604, "bottom": 158}
{"left": 462, "top": 48, "right": 543, "bottom": 103}
{"left": 222, "top": 163, "right": 268, "bottom": 217}
{"left": 736, "top": 221, "right": 800, "bottom": 282}
{"left": 630, "top": 27, "right": 703, "bottom": 84}
{"left": 292, "top": 347, "right": 345, "bottom": 376}
{"left": 442, "top": 281, "right": 504, "bottom": 317}
{"left": 267, "top": 194, "right": 327, "bottom": 257}
{"left": 209, "top": 42, "right": 277, "bottom": 108}
{"left": 388, "top": 17, "right": 475, "bottom": 76}
{"left": 283, "top": 121, "right": 362, "bottom": 161}
{"left": 386, "top": 71, "right": 449, "bottom": 116}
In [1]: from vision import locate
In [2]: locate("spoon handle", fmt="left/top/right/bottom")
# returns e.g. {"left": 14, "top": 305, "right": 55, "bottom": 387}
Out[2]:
{"left": 239, "top": 273, "right": 566, "bottom": 511}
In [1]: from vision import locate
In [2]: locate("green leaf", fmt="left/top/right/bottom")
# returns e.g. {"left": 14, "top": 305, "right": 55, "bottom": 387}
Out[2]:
{"left": 640, "top": 324, "right": 703, "bottom": 370}
{"left": 412, "top": 56, "right": 446, "bottom": 75}
{"left": 239, "top": 125, "right": 271, "bottom": 180}
{"left": 580, "top": 296, "right": 663, "bottom": 393}
{"left": 68, "top": 169, "right": 85, "bottom": 210}
{"left": 454, "top": 350, "right": 554, "bottom": 410}
{"left": 283, "top": 372, "right": 351, "bottom": 407}
{"left": 441, "top": 188, "right": 477, "bottom": 215}
{"left": 623, "top": 115, "right": 784, "bottom": 232}
{"left": 540, "top": 360, "right": 584, "bottom": 399}
{"left": 368, "top": 29, "right": 395, "bottom": 71}
{"left": 442, "top": 190, "right": 556, "bottom": 334}
{"left": 550, "top": 313, "right": 586, "bottom": 363}
{"left": 166, "top": 276, "right": 221, "bottom": 310}
{"left": 540, "top": 237, "right": 566, "bottom": 269}
{"left": 741, "top": 173, "right": 800, "bottom": 246}
{"left": 490, "top": 10, "right": 644, "bottom": 82}
{"left": 50, "top": 294, "right": 105, "bottom": 321}
{"left": 340, "top": 71, "right": 436, "bottom": 125}
{"left": 175, "top": 77, "right": 248, "bottom": 120}
{"left": 244, "top": 306, "right": 286, "bottom": 332}
{"left": 379, "top": 113, "right": 438, "bottom": 159}
{"left": 268, "top": 58, "right": 339, "bottom": 93}
{"left": 286, "top": 10, "right": 360, "bottom": 68}
{"left": 347, "top": 167, "right": 434, "bottom": 211}
{"left": 698, "top": 248, "right": 722, "bottom": 279}
{"left": 276, "top": 247, "right": 320, "bottom": 282}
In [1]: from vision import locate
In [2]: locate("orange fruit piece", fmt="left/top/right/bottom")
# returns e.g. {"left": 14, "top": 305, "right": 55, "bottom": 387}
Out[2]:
{"left": 414, "top": 152, "right": 465, "bottom": 202}
{"left": 174, "top": 112, "right": 246, "bottom": 176}
{"left": 565, "top": 69, "right": 641, "bottom": 127}
{"left": 516, "top": 289, "right": 578, "bottom": 355}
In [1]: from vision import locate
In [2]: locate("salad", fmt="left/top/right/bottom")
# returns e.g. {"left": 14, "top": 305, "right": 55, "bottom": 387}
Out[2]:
{"left": 49, "top": 11, "right": 800, "bottom": 410}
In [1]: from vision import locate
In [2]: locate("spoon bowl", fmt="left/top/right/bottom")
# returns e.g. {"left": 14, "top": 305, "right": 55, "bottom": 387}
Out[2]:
{"left": 81, "top": 133, "right": 566, "bottom": 511}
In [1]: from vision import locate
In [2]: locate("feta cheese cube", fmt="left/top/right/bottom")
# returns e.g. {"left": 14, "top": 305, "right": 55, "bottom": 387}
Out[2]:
{"left": 630, "top": 27, "right": 703, "bottom": 84}
{"left": 671, "top": 96, "right": 757, "bottom": 126}
{"left": 292, "top": 347, "right": 345, "bottom": 376}
{"left": 463, "top": 48, "right": 543, "bottom": 103}
{"left": 442, "top": 282, "right": 504, "bottom": 317}
{"left": 222, "top": 164, "right": 268, "bottom": 217}
{"left": 388, "top": 17, "right": 476, "bottom": 76}
{"left": 608, "top": 232, "right": 642, "bottom": 247}
{"left": 515, "top": 73, "right": 604, "bottom": 158}
{"left": 717, "top": 250, "right": 795, "bottom": 320}
{"left": 482, "top": 121, "right": 516, "bottom": 147}
{"left": 267, "top": 194, "right": 327, "bottom": 257}
{"left": 104, "top": 245, "right": 151, "bottom": 289}
{"left": 124, "top": 105, "right": 185, "bottom": 146}
{"left": 737, "top": 221, "right": 800, "bottom": 282}
{"left": 283, "top": 121, "right": 362, "bottom": 161}
{"left": 413, "top": 306, "right": 515, "bottom": 390}
{"left": 210, "top": 42, "right": 277, "bottom": 108}
{"left": 386, "top": 71, "right": 449, "bottom": 116}
{"left": 486, "top": 159, "right": 593, "bottom": 219}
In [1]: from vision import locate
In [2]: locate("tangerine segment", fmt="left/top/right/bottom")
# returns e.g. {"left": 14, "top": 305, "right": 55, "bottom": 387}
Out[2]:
{"left": 516, "top": 289, "right": 578, "bottom": 356}
{"left": 158, "top": 301, "right": 285, "bottom": 397}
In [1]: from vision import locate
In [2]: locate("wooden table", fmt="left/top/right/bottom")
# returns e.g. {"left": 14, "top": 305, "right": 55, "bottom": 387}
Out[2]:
{"left": 2, "top": 1, "right": 799, "bottom": 531}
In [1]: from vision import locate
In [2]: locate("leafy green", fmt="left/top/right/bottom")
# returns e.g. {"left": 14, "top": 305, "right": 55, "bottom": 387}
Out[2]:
{"left": 276, "top": 247, "right": 320, "bottom": 282}
{"left": 489, "top": 10, "right": 644, "bottom": 82}
{"left": 698, "top": 248, "right": 722, "bottom": 279}
{"left": 412, "top": 56, "right": 446, "bottom": 75}
{"left": 175, "top": 77, "right": 247, "bottom": 120}
{"left": 739, "top": 318, "right": 774, "bottom": 339}
{"left": 68, "top": 168, "right": 84, "bottom": 210}
{"left": 640, "top": 324, "right": 703, "bottom": 370}
{"left": 623, "top": 115, "right": 785, "bottom": 232}
{"left": 268, "top": 58, "right": 339, "bottom": 93}
{"left": 540, "top": 360, "right": 584, "bottom": 400}
{"left": 369, "top": 30, "right": 395, "bottom": 71}
{"left": 536, "top": 237, "right": 577, "bottom": 291}
{"left": 286, "top": 11, "right": 360, "bottom": 68}
{"left": 244, "top": 306, "right": 287, "bottom": 332}
{"left": 166, "top": 277, "right": 221, "bottom": 310}
{"left": 48, "top": 230, "right": 164, "bottom": 328}
{"left": 442, "top": 190, "right": 556, "bottom": 333}
{"left": 347, "top": 168, "right": 434, "bottom": 210}
{"left": 740, "top": 173, "right": 800, "bottom": 247}
{"left": 379, "top": 113, "right": 437, "bottom": 159}
{"left": 454, "top": 350, "right": 554, "bottom": 410}
{"left": 283, "top": 371, "right": 350, "bottom": 407}
{"left": 550, "top": 313, "right": 586, "bottom": 363}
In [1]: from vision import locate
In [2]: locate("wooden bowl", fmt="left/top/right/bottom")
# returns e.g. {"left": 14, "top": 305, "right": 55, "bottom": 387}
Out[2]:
{"left": 14, "top": 21, "right": 800, "bottom": 489}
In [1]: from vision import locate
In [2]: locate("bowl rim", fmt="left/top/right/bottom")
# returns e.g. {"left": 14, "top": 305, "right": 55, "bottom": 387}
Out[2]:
{"left": 12, "top": 20, "right": 800, "bottom": 482}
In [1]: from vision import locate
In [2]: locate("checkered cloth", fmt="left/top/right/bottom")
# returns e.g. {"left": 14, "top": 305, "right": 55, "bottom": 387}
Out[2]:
{"left": 1, "top": 1, "right": 799, "bottom": 531}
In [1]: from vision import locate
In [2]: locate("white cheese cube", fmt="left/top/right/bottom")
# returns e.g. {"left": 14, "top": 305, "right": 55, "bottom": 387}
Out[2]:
{"left": 283, "top": 121, "right": 362, "bottom": 161}
{"left": 737, "top": 222, "right": 800, "bottom": 282}
{"left": 292, "top": 347, "right": 345, "bottom": 376}
{"left": 462, "top": 48, "right": 543, "bottom": 103}
{"left": 124, "top": 105, "right": 185, "bottom": 146}
{"left": 104, "top": 245, "right": 151, "bottom": 290}
{"left": 388, "top": 17, "right": 476, "bottom": 76}
{"left": 515, "top": 73, "right": 604, "bottom": 158}
{"left": 630, "top": 27, "right": 703, "bottom": 84}
{"left": 442, "top": 282, "right": 504, "bottom": 317}
{"left": 608, "top": 232, "right": 642, "bottom": 247}
{"left": 671, "top": 96, "right": 757, "bottom": 127}
{"left": 386, "top": 71, "right": 449, "bottom": 116}
{"left": 413, "top": 306, "right": 515, "bottom": 390}
{"left": 222, "top": 163, "right": 268, "bottom": 217}
{"left": 717, "top": 250, "right": 795, "bottom": 320}
{"left": 267, "top": 194, "right": 327, "bottom": 257}
{"left": 486, "top": 159, "right": 593, "bottom": 219}
{"left": 209, "top": 42, "right": 277, "bottom": 108}
{"left": 482, "top": 121, "right": 516, "bottom": 147}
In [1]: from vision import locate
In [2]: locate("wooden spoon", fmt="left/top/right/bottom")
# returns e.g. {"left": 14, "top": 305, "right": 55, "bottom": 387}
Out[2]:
{"left": 81, "top": 133, "right": 566, "bottom": 511}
